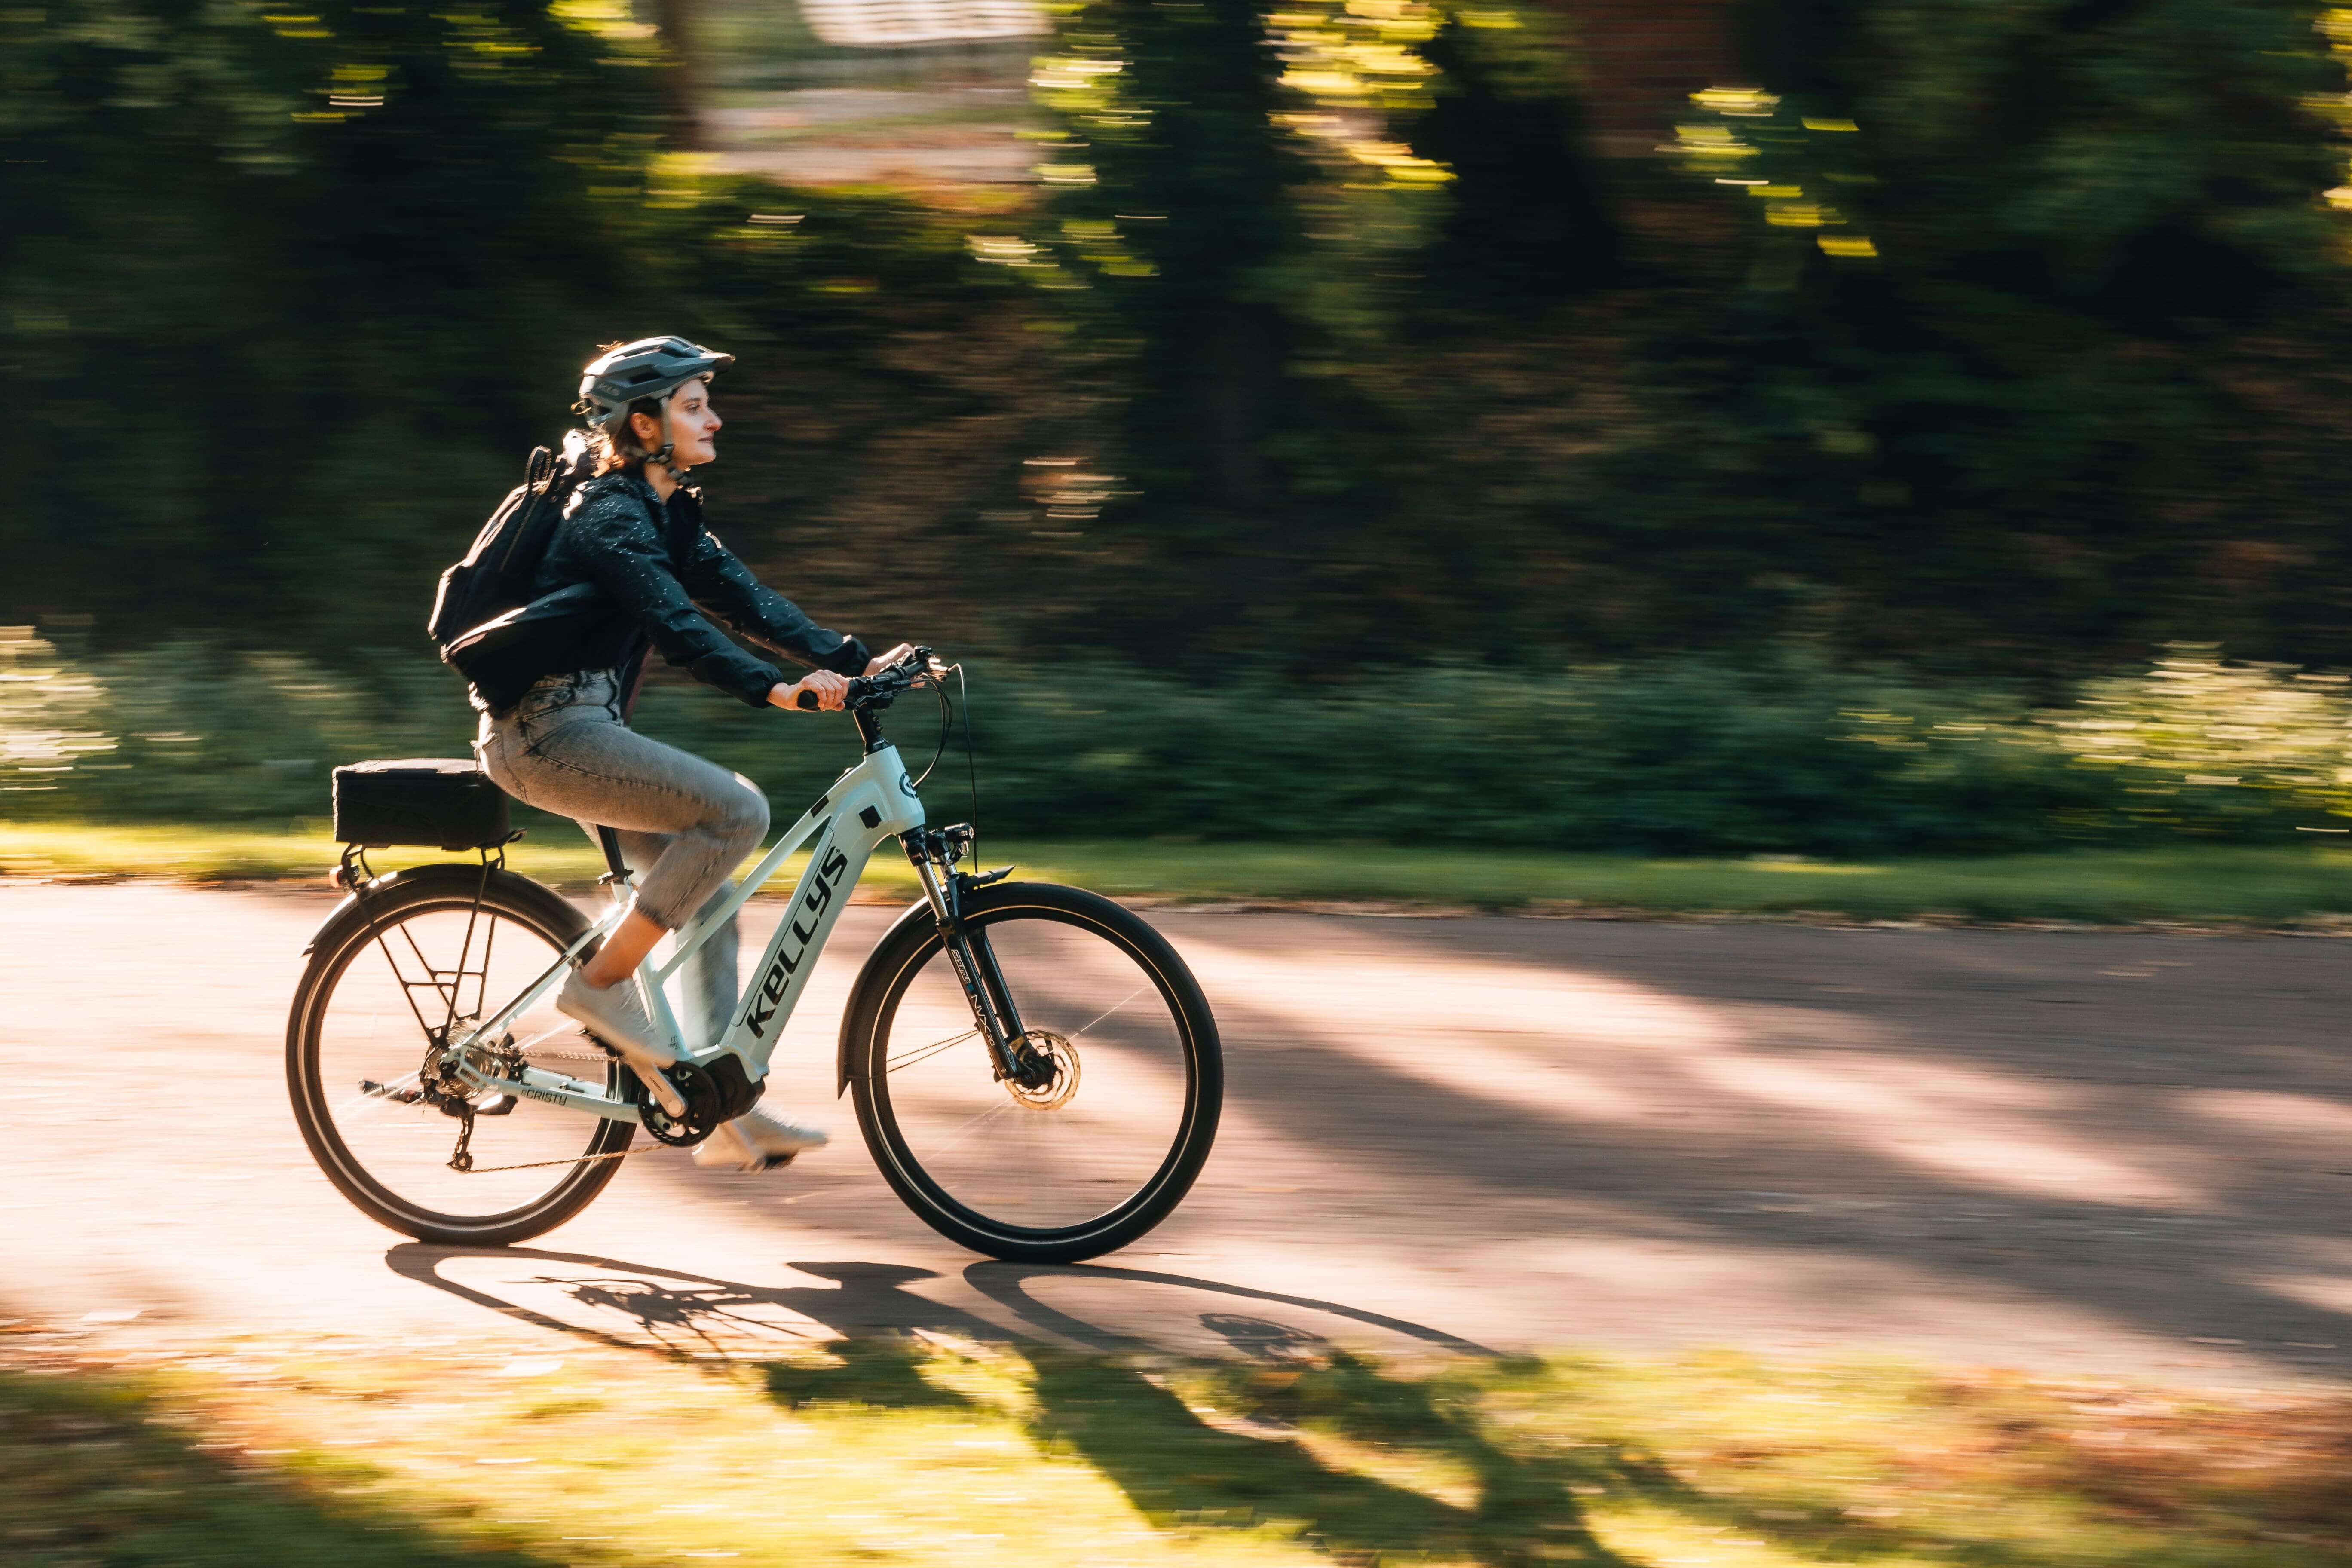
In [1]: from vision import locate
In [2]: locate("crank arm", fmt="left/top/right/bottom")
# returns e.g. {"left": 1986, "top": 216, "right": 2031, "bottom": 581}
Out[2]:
{"left": 627, "top": 1060, "right": 687, "bottom": 1118}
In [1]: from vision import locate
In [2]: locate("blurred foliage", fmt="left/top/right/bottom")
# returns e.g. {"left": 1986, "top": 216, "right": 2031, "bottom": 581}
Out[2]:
{"left": 0, "top": 0, "right": 1077, "bottom": 657}
{"left": 13, "top": 0, "right": 2352, "bottom": 704}
{"left": 1398, "top": 3, "right": 1619, "bottom": 304}
{"left": 999, "top": 0, "right": 2352, "bottom": 670}
{"left": 1629, "top": 0, "right": 2352, "bottom": 667}
{"left": 3, "top": 0, "right": 662, "bottom": 640}
{"left": 2050, "top": 645, "right": 2352, "bottom": 833}
{"left": 16, "top": 626, "right": 2352, "bottom": 855}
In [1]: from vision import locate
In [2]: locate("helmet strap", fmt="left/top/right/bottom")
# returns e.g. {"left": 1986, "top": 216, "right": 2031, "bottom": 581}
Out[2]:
{"left": 640, "top": 390, "right": 678, "bottom": 475}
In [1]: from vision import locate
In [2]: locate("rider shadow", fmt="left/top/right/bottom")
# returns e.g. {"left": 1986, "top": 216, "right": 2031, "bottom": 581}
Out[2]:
{"left": 958, "top": 1260, "right": 1501, "bottom": 1358}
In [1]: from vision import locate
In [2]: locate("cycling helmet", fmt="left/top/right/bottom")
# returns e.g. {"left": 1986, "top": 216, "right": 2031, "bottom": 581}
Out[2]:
{"left": 575, "top": 335, "right": 734, "bottom": 433}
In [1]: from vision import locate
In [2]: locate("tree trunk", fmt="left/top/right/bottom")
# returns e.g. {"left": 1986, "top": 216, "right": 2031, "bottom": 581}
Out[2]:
{"left": 652, "top": 0, "right": 704, "bottom": 150}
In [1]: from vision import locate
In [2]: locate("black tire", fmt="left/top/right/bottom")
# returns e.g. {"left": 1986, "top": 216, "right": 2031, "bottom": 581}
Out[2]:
{"left": 844, "top": 882, "right": 1221, "bottom": 1262}
{"left": 287, "top": 864, "right": 633, "bottom": 1247}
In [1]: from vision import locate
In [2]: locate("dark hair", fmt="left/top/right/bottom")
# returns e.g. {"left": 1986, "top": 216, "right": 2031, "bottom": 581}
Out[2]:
{"left": 591, "top": 394, "right": 667, "bottom": 476}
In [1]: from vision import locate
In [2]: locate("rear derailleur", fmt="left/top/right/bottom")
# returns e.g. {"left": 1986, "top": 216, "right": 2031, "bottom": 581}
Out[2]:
{"left": 358, "top": 1024, "right": 517, "bottom": 1173}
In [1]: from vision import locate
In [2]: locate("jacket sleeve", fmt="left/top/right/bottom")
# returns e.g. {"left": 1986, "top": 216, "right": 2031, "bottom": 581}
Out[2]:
{"left": 683, "top": 530, "right": 871, "bottom": 678}
{"left": 564, "top": 497, "right": 787, "bottom": 707}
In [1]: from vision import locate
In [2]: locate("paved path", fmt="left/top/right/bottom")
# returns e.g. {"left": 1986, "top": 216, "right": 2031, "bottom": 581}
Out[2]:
{"left": 8, "top": 882, "right": 2352, "bottom": 1383}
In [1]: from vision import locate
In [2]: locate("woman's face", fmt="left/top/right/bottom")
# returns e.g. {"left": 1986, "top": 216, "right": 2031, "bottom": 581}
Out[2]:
{"left": 632, "top": 377, "right": 722, "bottom": 467}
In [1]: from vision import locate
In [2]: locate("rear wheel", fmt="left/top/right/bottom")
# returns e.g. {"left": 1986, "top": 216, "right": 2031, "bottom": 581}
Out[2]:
{"left": 287, "top": 866, "right": 632, "bottom": 1246}
{"left": 845, "top": 882, "right": 1222, "bottom": 1262}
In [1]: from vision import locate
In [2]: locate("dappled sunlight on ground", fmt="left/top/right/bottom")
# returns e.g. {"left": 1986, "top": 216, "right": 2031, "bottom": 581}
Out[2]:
{"left": 15, "top": 1327, "right": 2352, "bottom": 1568}
{"left": 11, "top": 886, "right": 2352, "bottom": 1385}
{"left": 1177, "top": 925, "right": 2210, "bottom": 1210}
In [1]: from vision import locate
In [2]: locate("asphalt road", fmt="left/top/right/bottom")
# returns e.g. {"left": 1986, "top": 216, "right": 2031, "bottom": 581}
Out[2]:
{"left": 9, "top": 881, "right": 2352, "bottom": 1383}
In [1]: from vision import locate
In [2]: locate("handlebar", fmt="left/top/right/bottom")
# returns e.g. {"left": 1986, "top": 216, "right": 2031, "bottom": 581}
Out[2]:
{"left": 793, "top": 646, "right": 944, "bottom": 712}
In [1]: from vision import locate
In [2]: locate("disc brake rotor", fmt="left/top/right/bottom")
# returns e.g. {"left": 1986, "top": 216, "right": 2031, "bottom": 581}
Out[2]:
{"left": 1004, "top": 1031, "right": 1080, "bottom": 1109}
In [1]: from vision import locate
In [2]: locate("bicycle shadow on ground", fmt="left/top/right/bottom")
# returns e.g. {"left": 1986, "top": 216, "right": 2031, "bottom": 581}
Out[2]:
{"left": 385, "top": 1246, "right": 995, "bottom": 1360}
{"left": 381, "top": 1244, "right": 1493, "bottom": 1363}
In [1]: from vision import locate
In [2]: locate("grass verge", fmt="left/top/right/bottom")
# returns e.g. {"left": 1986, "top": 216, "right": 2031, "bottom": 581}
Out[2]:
{"left": 4, "top": 1332, "right": 2348, "bottom": 1567}
{"left": 9, "top": 822, "right": 2352, "bottom": 923}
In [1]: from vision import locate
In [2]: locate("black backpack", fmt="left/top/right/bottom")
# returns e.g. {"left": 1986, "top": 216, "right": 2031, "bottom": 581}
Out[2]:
{"left": 427, "top": 444, "right": 594, "bottom": 710}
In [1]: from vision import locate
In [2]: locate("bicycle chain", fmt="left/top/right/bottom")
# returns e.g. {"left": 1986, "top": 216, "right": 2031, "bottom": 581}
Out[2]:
{"left": 453, "top": 1142, "right": 673, "bottom": 1176}
{"left": 447, "top": 1035, "right": 676, "bottom": 1175}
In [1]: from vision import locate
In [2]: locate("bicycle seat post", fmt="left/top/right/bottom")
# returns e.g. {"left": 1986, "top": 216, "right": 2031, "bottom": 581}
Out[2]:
{"left": 594, "top": 824, "right": 632, "bottom": 899}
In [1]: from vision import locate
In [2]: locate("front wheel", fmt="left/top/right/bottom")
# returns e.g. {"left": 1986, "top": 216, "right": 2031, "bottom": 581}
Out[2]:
{"left": 844, "top": 882, "right": 1222, "bottom": 1263}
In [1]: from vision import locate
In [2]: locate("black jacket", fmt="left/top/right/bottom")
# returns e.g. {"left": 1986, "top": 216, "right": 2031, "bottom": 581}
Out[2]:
{"left": 511, "top": 473, "right": 867, "bottom": 711}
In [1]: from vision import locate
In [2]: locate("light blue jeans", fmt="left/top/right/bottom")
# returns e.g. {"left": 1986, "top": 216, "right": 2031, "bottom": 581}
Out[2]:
{"left": 477, "top": 670, "right": 768, "bottom": 1047}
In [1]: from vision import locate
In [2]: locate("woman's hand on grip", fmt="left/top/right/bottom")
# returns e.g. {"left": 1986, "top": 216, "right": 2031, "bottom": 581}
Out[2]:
{"left": 769, "top": 671, "right": 849, "bottom": 712}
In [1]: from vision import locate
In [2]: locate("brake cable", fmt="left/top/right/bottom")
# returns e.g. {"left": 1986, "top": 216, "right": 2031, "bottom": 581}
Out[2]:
{"left": 901, "top": 661, "right": 982, "bottom": 870}
{"left": 910, "top": 669, "right": 953, "bottom": 789}
{"left": 958, "top": 662, "right": 980, "bottom": 869}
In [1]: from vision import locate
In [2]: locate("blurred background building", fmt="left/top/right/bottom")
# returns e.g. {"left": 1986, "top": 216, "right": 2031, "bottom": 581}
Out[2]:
{"left": 702, "top": 0, "right": 1741, "bottom": 183}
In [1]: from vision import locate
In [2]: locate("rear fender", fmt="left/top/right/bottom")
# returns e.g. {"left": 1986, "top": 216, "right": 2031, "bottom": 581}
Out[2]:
{"left": 301, "top": 861, "right": 588, "bottom": 959}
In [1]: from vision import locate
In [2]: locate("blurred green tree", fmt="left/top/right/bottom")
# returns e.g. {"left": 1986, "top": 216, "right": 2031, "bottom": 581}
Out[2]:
{"left": 2, "top": 0, "right": 667, "bottom": 645}
{"left": 15, "top": 0, "right": 2352, "bottom": 688}
{"left": 1026, "top": 0, "right": 1336, "bottom": 658}
{"left": 1648, "top": 0, "right": 2352, "bottom": 664}
{"left": 1400, "top": 5, "right": 1618, "bottom": 307}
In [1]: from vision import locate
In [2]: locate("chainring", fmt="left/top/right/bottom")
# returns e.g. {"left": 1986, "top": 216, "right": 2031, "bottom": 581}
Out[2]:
{"left": 635, "top": 1058, "right": 726, "bottom": 1147}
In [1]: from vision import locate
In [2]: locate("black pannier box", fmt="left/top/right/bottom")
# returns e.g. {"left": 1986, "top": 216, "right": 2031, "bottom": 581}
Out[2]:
{"left": 332, "top": 758, "right": 511, "bottom": 850}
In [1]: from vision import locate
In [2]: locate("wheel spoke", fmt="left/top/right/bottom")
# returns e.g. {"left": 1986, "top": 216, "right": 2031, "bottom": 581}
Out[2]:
{"left": 1066, "top": 983, "right": 1150, "bottom": 1044}
{"left": 886, "top": 1026, "right": 979, "bottom": 1073}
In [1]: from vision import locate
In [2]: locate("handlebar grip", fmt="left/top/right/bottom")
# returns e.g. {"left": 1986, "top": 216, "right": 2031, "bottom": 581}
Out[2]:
{"left": 795, "top": 689, "right": 818, "bottom": 710}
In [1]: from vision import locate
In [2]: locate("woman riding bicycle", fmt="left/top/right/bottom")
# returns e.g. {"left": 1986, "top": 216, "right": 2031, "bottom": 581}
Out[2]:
{"left": 473, "top": 335, "right": 912, "bottom": 1172}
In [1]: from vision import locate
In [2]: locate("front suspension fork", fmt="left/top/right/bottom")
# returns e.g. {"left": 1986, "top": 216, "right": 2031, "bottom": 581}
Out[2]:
{"left": 903, "top": 830, "right": 1026, "bottom": 1078}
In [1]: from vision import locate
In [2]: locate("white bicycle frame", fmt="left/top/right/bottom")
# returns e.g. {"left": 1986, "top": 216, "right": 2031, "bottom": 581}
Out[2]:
{"left": 444, "top": 736, "right": 928, "bottom": 1122}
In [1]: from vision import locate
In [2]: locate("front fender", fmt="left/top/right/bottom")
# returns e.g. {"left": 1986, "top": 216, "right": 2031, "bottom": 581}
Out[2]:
{"left": 835, "top": 896, "right": 942, "bottom": 1096}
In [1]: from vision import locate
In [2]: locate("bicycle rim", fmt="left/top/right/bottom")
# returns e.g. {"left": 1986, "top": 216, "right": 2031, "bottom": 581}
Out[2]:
{"left": 857, "top": 895, "right": 1218, "bottom": 1257}
{"left": 293, "top": 889, "right": 629, "bottom": 1238}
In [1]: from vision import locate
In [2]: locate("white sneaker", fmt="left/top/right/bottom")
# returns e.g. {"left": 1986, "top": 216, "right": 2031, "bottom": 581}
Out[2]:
{"left": 556, "top": 970, "right": 676, "bottom": 1070}
{"left": 692, "top": 1106, "right": 830, "bottom": 1172}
